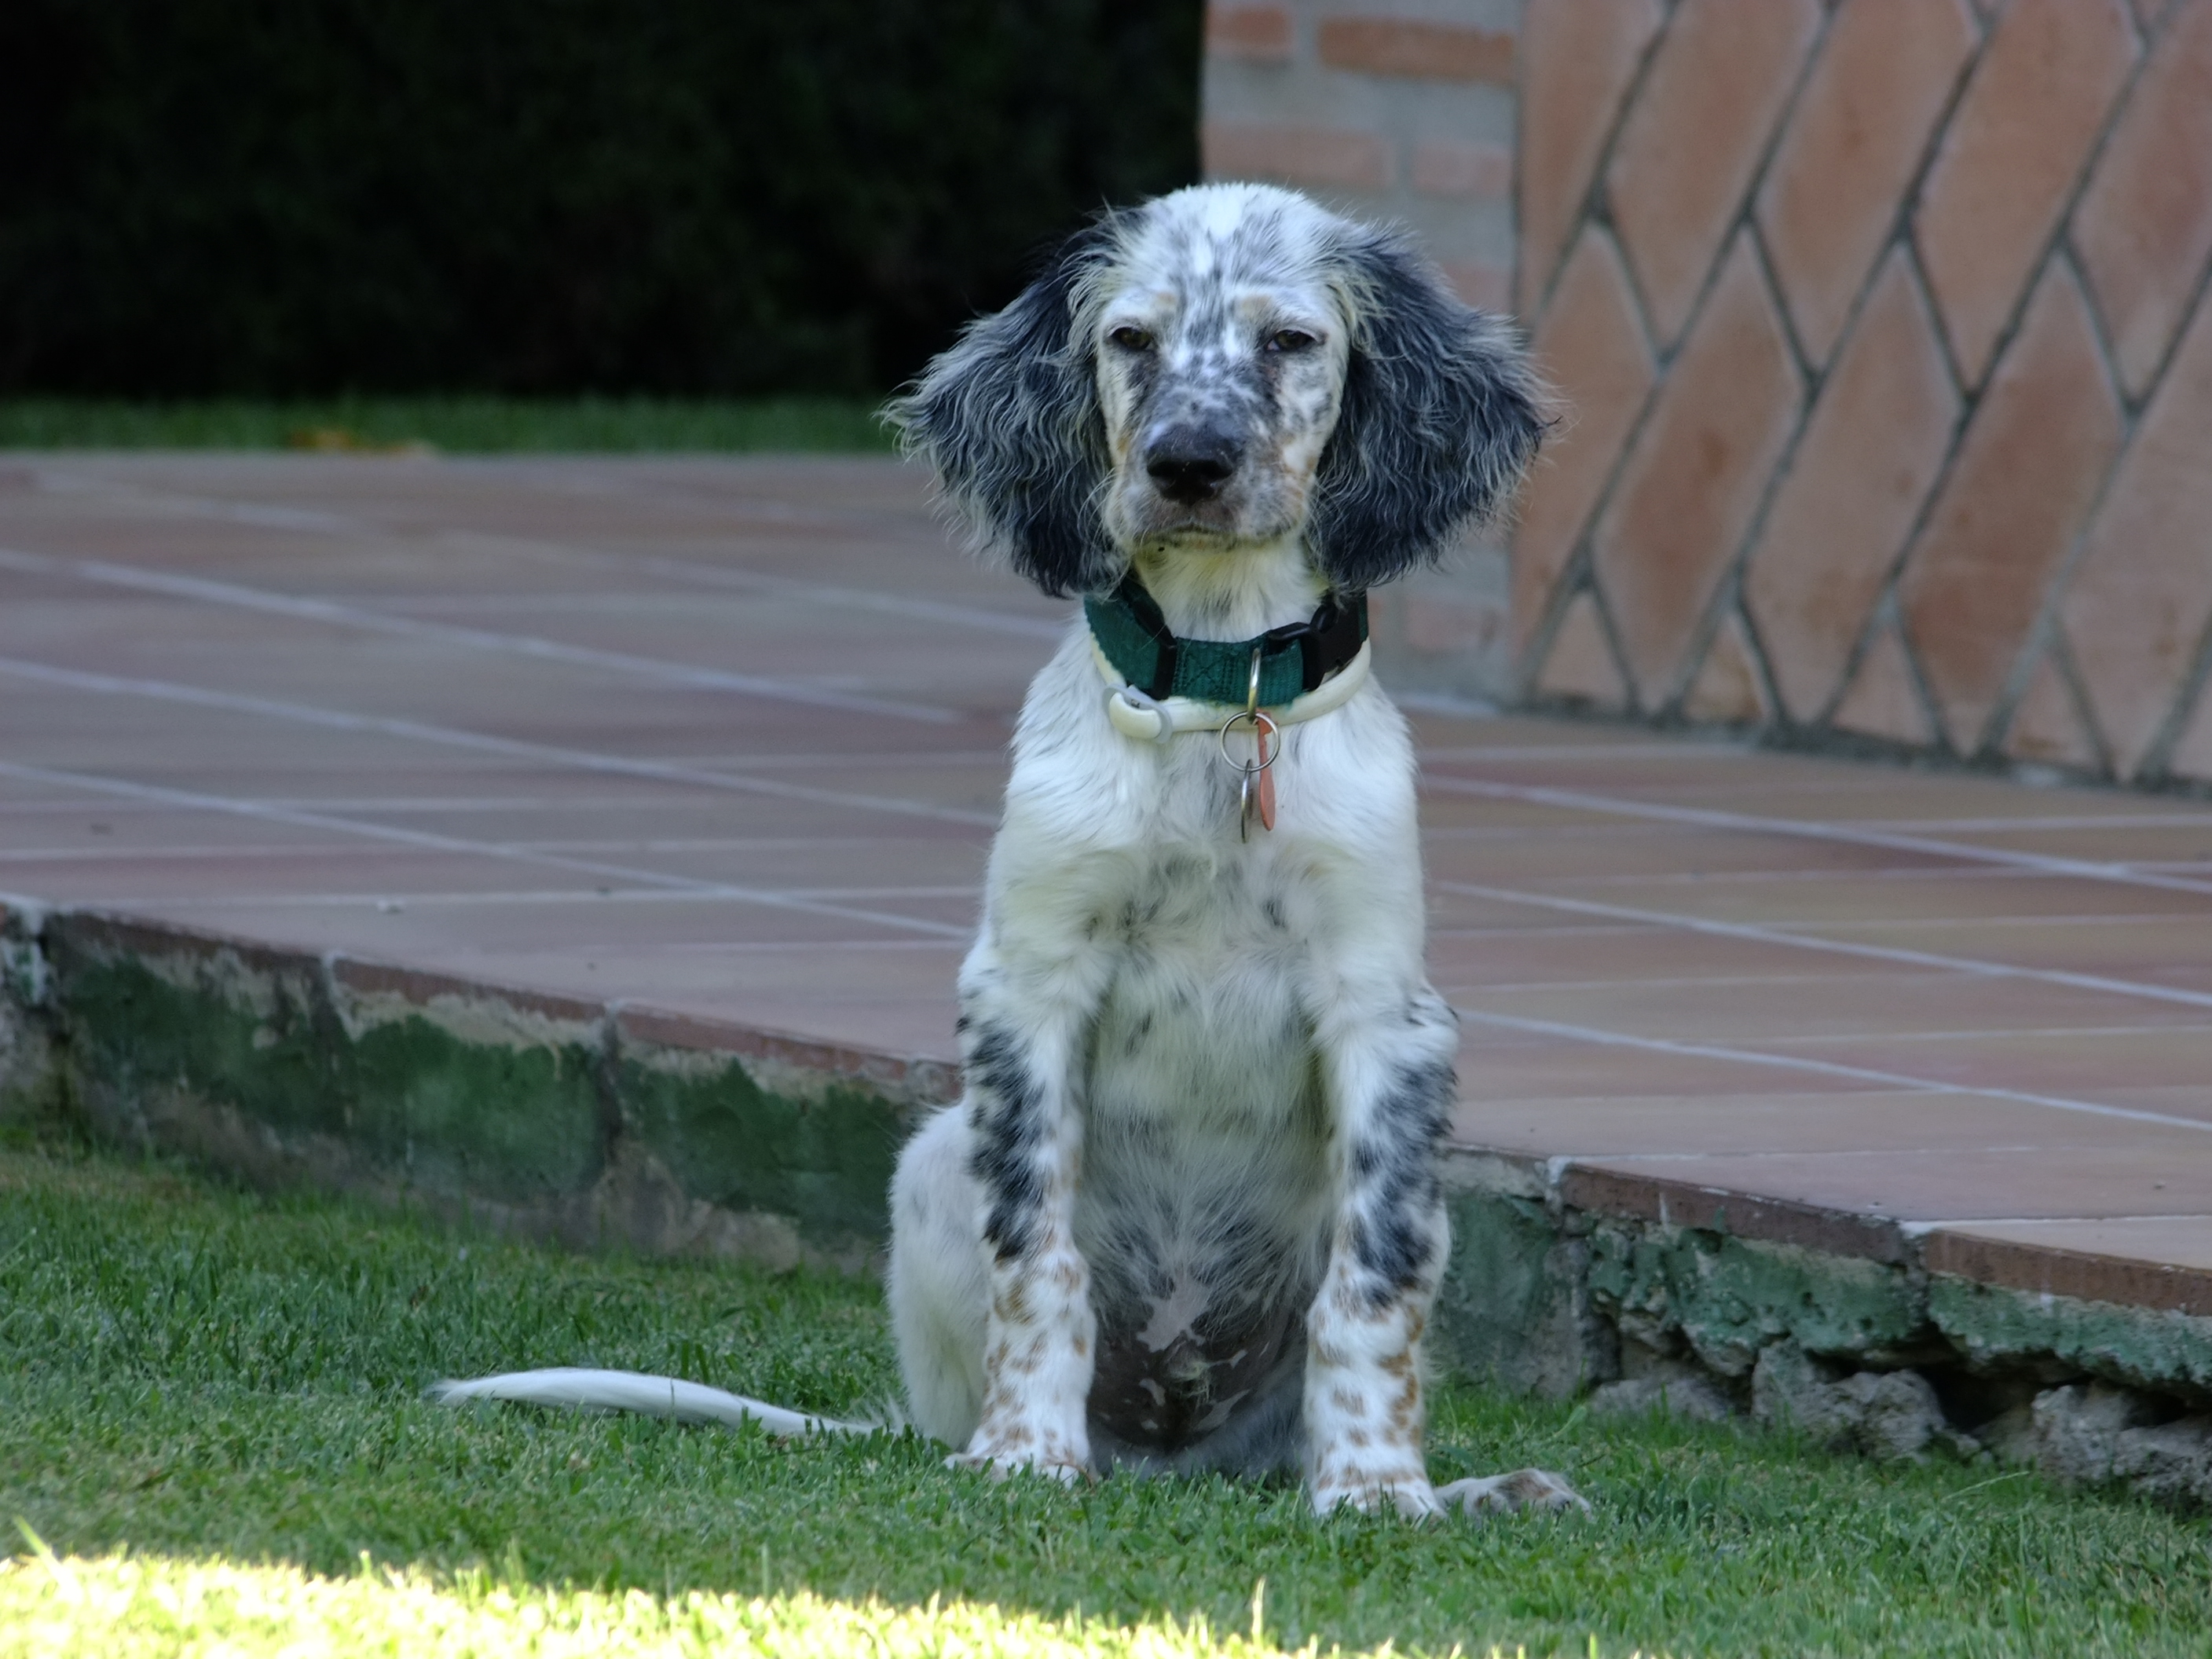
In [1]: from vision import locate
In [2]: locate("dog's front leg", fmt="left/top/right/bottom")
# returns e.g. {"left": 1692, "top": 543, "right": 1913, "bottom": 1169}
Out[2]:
{"left": 1302, "top": 985, "right": 1588, "bottom": 1521}
{"left": 944, "top": 939, "right": 1103, "bottom": 1484}
{"left": 1302, "top": 985, "right": 1460, "bottom": 1518}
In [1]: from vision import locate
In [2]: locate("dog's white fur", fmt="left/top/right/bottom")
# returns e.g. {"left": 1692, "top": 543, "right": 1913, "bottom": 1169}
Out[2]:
{"left": 436, "top": 184, "right": 1580, "bottom": 1521}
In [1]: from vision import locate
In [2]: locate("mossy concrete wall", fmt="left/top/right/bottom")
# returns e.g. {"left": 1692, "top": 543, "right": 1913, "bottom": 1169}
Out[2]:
{"left": 2, "top": 905, "right": 935, "bottom": 1275}
{"left": 1, "top": 902, "right": 63, "bottom": 1129}
{"left": 1435, "top": 1158, "right": 2212, "bottom": 1427}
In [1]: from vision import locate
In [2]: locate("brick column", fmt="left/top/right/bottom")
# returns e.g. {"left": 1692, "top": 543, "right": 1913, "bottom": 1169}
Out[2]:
{"left": 1202, "top": 0, "right": 1526, "bottom": 705}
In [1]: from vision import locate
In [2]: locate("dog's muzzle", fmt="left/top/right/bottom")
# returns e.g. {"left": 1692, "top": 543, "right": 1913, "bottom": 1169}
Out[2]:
{"left": 1144, "top": 425, "right": 1243, "bottom": 504}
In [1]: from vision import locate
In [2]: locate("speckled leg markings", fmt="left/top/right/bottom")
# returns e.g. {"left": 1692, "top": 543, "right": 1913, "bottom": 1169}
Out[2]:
{"left": 1302, "top": 991, "right": 1585, "bottom": 1520}
{"left": 945, "top": 954, "right": 1099, "bottom": 1485}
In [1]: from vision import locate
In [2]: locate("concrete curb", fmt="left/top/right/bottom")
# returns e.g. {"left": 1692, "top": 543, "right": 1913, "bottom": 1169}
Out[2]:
{"left": 1436, "top": 1152, "right": 2212, "bottom": 1403}
{"left": 2, "top": 900, "right": 947, "bottom": 1275}
{"left": 1435, "top": 1152, "right": 2212, "bottom": 1505}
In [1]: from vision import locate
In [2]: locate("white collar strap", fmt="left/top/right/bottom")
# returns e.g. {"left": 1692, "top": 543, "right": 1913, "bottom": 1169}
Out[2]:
{"left": 1092, "top": 636, "right": 1374, "bottom": 744}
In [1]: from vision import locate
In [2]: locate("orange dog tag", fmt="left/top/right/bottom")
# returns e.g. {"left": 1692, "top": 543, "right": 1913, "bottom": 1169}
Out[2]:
{"left": 1227, "top": 711, "right": 1278, "bottom": 840}
{"left": 1253, "top": 720, "right": 1276, "bottom": 832}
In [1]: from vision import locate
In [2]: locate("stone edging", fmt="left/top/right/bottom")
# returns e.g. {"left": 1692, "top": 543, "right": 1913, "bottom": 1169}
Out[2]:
{"left": 1436, "top": 1151, "right": 2212, "bottom": 1506}
{"left": 0, "top": 899, "right": 951, "bottom": 1276}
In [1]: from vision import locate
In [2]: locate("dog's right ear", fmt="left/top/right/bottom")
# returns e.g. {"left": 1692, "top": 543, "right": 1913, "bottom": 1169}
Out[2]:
{"left": 886, "top": 224, "right": 1120, "bottom": 598}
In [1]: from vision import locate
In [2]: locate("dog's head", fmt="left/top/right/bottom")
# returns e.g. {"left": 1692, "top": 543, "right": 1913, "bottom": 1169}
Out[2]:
{"left": 889, "top": 182, "right": 1543, "bottom": 598}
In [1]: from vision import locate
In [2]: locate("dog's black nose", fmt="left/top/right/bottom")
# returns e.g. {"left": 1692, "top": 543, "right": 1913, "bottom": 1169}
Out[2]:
{"left": 1144, "top": 430, "right": 1241, "bottom": 504}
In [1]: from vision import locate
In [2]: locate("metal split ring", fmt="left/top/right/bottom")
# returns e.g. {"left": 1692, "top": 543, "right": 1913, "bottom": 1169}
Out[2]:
{"left": 1217, "top": 709, "right": 1279, "bottom": 775}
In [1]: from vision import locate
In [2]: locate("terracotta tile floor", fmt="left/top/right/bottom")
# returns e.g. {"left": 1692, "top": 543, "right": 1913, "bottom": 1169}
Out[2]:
{"left": 4, "top": 455, "right": 2211, "bottom": 1301}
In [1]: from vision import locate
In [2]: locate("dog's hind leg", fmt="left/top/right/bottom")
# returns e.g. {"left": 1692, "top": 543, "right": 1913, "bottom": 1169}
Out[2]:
{"left": 888, "top": 1104, "right": 991, "bottom": 1447}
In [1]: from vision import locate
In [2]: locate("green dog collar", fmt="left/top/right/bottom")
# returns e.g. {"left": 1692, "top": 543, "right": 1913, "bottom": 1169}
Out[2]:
{"left": 1083, "top": 576, "right": 1368, "bottom": 709}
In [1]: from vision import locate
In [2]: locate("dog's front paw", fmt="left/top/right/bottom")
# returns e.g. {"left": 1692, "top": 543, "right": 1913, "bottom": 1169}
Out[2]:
{"left": 1434, "top": 1467, "right": 1590, "bottom": 1518}
{"left": 1309, "top": 1473, "right": 1447, "bottom": 1520}
{"left": 944, "top": 1448, "right": 1089, "bottom": 1485}
{"left": 947, "top": 1424, "right": 1091, "bottom": 1487}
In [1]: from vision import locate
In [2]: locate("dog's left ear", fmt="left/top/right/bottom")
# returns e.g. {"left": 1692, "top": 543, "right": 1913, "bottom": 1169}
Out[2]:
{"left": 885, "top": 223, "right": 1119, "bottom": 598}
{"left": 1307, "top": 232, "right": 1544, "bottom": 593}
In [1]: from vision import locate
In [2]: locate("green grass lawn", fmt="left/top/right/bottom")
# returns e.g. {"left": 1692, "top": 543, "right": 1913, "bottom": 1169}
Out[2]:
{"left": 0, "top": 395, "right": 892, "bottom": 453}
{"left": 3, "top": 1137, "right": 2209, "bottom": 1657}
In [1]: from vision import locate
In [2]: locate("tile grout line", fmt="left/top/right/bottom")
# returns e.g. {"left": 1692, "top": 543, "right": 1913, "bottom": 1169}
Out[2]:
{"left": 0, "top": 759, "right": 970, "bottom": 941}
{"left": 1426, "top": 772, "right": 2212, "bottom": 897}
{"left": 1752, "top": 1024, "right": 2211, "bottom": 1047}
{"left": 0, "top": 836, "right": 988, "bottom": 876}
{"left": 442, "top": 536, "right": 1071, "bottom": 643}
{"left": 0, "top": 545, "right": 965, "bottom": 726}
{"left": 1899, "top": 1215, "right": 2212, "bottom": 1236}
{"left": 26, "top": 465, "right": 1070, "bottom": 640}
{"left": 35, "top": 890, "right": 977, "bottom": 914}
{"left": 1450, "top": 1002, "right": 2212, "bottom": 1133}
{"left": 1570, "top": 1146, "right": 2159, "bottom": 1165}
{"left": 0, "top": 795, "right": 973, "bottom": 815}
{"left": 0, "top": 655, "right": 1000, "bottom": 830}
{"left": 1437, "top": 878, "right": 2212, "bottom": 1011}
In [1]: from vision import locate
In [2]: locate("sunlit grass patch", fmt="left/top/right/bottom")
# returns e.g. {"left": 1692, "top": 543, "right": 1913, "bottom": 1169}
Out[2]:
{"left": 2, "top": 1545, "right": 1314, "bottom": 1659}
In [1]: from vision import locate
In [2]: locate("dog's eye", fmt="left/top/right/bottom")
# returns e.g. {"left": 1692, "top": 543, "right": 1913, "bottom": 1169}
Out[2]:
{"left": 1107, "top": 326, "right": 1155, "bottom": 352}
{"left": 1264, "top": 328, "right": 1317, "bottom": 353}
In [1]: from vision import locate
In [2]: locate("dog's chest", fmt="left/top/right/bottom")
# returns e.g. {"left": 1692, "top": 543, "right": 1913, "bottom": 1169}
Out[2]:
{"left": 1070, "top": 843, "right": 1334, "bottom": 1450}
{"left": 987, "top": 640, "right": 1423, "bottom": 1452}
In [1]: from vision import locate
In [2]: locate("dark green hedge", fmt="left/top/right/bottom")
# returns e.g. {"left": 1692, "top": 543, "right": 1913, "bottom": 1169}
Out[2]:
{"left": 0, "top": 1, "right": 1200, "bottom": 397}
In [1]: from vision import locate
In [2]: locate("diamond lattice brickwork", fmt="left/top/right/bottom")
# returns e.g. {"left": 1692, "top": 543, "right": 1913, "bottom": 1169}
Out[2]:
{"left": 1914, "top": 0, "right": 2137, "bottom": 390}
{"left": 1592, "top": 235, "right": 1802, "bottom": 705}
{"left": 1757, "top": 0, "right": 1977, "bottom": 368}
{"left": 1899, "top": 264, "right": 2122, "bottom": 753}
{"left": 1516, "top": 0, "right": 1663, "bottom": 311}
{"left": 2062, "top": 295, "right": 2212, "bottom": 778}
{"left": 1602, "top": 0, "right": 1820, "bottom": 349}
{"left": 1514, "top": 229, "right": 1654, "bottom": 654}
{"left": 2073, "top": 0, "right": 2212, "bottom": 397}
{"left": 2004, "top": 652, "right": 2102, "bottom": 771}
{"left": 1514, "top": 0, "right": 2212, "bottom": 788}
{"left": 1681, "top": 613, "right": 1769, "bottom": 724}
{"left": 1831, "top": 621, "right": 1935, "bottom": 746}
{"left": 1537, "top": 590, "right": 1630, "bottom": 709}
{"left": 1745, "top": 251, "right": 1959, "bottom": 723}
{"left": 2173, "top": 689, "right": 2212, "bottom": 781}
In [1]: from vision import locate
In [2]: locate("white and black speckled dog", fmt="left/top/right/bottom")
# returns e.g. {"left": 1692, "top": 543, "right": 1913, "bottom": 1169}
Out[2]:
{"left": 438, "top": 182, "right": 1584, "bottom": 1521}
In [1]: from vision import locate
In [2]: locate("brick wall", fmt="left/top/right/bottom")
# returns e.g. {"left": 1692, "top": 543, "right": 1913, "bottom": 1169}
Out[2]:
{"left": 1203, "top": 0, "right": 1526, "bottom": 702}
{"left": 1204, "top": 0, "right": 2212, "bottom": 791}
